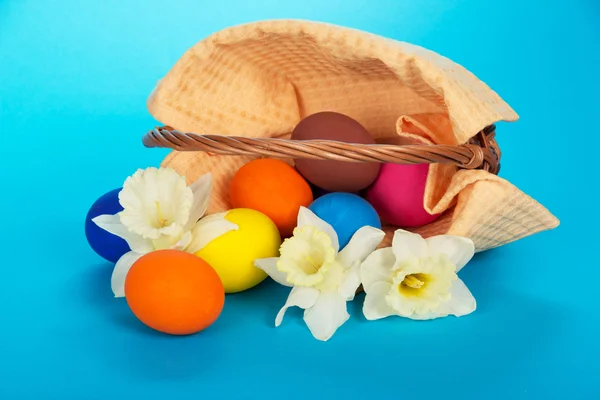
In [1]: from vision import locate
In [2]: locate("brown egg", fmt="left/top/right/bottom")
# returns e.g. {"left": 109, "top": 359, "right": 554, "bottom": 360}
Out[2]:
{"left": 291, "top": 112, "right": 381, "bottom": 192}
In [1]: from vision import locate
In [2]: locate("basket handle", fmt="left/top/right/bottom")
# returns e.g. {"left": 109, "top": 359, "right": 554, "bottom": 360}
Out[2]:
{"left": 142, "top": 124, "right": 501, "bottom": 174}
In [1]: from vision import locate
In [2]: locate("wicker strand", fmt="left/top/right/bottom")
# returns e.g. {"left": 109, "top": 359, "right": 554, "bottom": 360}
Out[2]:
{"left": 142, "top": 124, "right": 500, "bottom": 174}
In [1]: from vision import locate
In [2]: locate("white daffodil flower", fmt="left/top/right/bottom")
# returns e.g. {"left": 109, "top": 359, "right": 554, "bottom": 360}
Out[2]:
{"left": 92, "top": 167, "right": 237, "bottom": 297}
{"left": 255, "top": 206, "right": 385, "bottom": 341}
{"left": 360, "top": 229, "right": 476, "bottom": 321}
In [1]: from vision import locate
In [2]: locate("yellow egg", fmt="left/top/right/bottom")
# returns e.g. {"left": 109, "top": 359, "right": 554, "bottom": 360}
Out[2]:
{"left": 195, "top": 208, "right": 282, "bottom": 293}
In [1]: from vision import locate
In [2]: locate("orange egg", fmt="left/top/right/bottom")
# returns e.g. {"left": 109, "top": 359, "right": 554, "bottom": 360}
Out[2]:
{"left": 230, "top": 158, "right": 313, "bottom": 238}
{"left": 124, "top": 250, "right": 225, "bottom": 335}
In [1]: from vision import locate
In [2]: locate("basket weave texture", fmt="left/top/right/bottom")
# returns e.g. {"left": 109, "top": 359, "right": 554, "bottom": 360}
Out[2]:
{"left": 144, "top": 20, "right": 559, "bottom": 251}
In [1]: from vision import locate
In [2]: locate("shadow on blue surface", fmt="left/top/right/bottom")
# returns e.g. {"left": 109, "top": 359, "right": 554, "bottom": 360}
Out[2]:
{"left": 79, "top": 264, "right": 164, "bottom": 337}
{"left": 74, "top": 263, "right": 211, "bottom": 380}
{"left": 73, "top": 262, "right": 294, "bottom": 381}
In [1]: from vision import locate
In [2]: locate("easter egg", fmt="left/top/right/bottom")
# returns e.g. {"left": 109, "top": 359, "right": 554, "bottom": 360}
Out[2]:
{"left": 230, "top": 159, "right": 313, "bottom": 238}
{"left": 291, "top": 111, "right": 380, "bottom": 192}
{"left": 85, "top": 188, "right": 130, "bottom": 263}
{"left": 124, "top": 249, "right": 225, "bottom": 335}
{"left": 365, "top": 163, "right": 441, "bottom": 227}
{"left": 308, "top": 192, "right": 381, "bottom": 249}
{"left": 307, "top": 180, "right": 359, "bottom": 200}
{"left": 195, "top": 208, "right": 282, "bottom": 293}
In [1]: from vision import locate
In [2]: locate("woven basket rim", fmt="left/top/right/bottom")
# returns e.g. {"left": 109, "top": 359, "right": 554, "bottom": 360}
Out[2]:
{"left": 142, "top": 124, "right": 501, "bottom": 174}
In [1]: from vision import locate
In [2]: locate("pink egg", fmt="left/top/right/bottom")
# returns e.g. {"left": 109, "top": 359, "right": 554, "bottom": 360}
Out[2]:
{"left": 365, "top": 163, "right": 440, "bottom": 227}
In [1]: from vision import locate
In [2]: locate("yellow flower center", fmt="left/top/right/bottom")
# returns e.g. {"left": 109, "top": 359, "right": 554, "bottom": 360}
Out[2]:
{"left": 304, "top": 255, "right": 322, "bottom": 273}
{"left": 386, "top": 255, "right": 457, "bottom": 316}
{"left": 398, "top": 273, "right": 430, "bottom": 297}
{"left": 155, "top": 201, "right": 169, "bottom": 228}
{"left": 277, "top": 225, "right": 337, "bottom": 287}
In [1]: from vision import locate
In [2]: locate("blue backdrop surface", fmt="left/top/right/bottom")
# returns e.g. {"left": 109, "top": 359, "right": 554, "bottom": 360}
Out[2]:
{"left": 1, "top": 1, "right": 598, "bottom": 399}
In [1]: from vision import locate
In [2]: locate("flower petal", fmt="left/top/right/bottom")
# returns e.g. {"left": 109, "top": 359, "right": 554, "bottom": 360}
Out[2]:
{"left": 275, "top": 286, "right": 320, "bottom": 326}
{"left": 118, "top": 167, "right": 193, "bottom": 240}
{"left": 277, "top": 226, "right": 336, "bottom": 287}
{"left": 92, "top": 214, "right": 153, "bottom": 253}
{"left": 184, "top": 173, "right": 213, "bottom": 231}
{"left": 362, "top": 281, "right": 396, "bottom": 320}
{"left": 173, "top": 231, "right": 193, "bottom": 251}
{"left": 297, "top": 206, "right": 339, "bottom": 253}
{"left": 339, "top": 262, "right": 361, "bottom": 301}
{"left": 303, "top": 291, "right": 349, "bottom": 341}
{"left": 392, "top": 229, "right": 427, "bottom": 262}
{"left": 401, "top": 311, "right": 440, "bottom": 321}
{"left": 254, "top": 258, "right": 292, "bottom": 287}
{"left": 438, "top": 278, "right": 476, "bottom": 317}
{"left": 360, "top": 247, "right": 396, "bottom": 292}
{"left": 426, "top": 235, "right": 475, "bottom": 272}
{"left": 112, "top": 251, "right": 143, "bottom": 298}
{"left": 186, "top": 212, "right": 238, "bottom": 254}
{"left": 337, "top": 226, "right": 385, "bottom": 268}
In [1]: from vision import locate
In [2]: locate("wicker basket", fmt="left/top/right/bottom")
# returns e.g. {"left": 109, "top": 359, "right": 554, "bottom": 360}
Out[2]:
{"left": 141, "top": 20, "right": 559, "bottom": 252}
{"left": 143, "top": 124, "right": 500, "bottom": 174}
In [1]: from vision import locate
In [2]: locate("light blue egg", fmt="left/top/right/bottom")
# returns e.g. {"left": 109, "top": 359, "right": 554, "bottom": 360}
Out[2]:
{"left": 308, "top": 192, "right": 381, "bottom": 249}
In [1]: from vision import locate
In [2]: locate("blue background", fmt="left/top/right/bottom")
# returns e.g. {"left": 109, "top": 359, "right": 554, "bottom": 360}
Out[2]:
{"left": 1, "top": 1, "right": 598, "bottom": 399}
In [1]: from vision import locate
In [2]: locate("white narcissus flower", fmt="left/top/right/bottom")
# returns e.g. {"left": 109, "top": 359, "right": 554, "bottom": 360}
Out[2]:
{"left": 254, "top": 206, "right": 385, "bottom": 342}
{"left": 360, "top": 229, "right": 476, "bottom": 321}
{"left": 92, "top": 167, "right": 237, "bottom": 297}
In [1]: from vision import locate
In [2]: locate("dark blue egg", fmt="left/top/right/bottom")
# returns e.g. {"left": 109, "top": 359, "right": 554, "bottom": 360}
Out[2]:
{"left": 85, "top": 188, "right": 130, "bottom": 263}
{"left": 308, "top": 192, "right": 381, "bottom": 250}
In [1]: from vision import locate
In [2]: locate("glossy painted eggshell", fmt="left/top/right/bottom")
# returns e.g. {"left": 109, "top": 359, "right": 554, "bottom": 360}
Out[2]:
{"left": 195, "top": 208, "right": 282, "bottom": 293}
{"left": 291, "top": 112, "right": 380, "bottom": 192}
{"left": 308, "top": 192, "right": 381, "bottom": 249}
{"left": 125, "top": 250, "right": 225, "bottom": 335}
{"left": 365, "top": 163, "right": 440, "bottom": 228}
{"left": 85, "top": 188, "right": 130, "bottom": 263}
{"left": 230, "top": 159, "right": 313, "bottom": 238}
